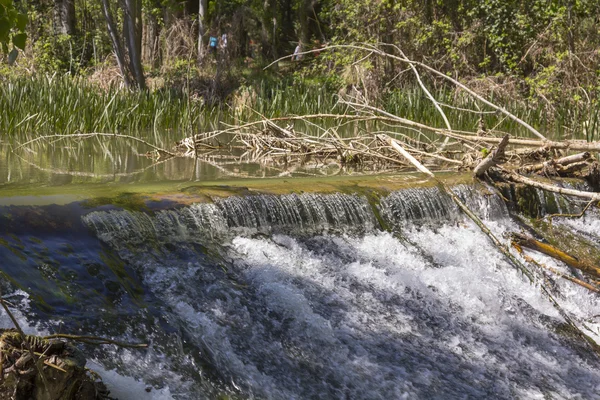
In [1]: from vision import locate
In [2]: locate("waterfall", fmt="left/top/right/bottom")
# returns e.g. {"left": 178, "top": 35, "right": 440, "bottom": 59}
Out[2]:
{"left": 4, "top": 183, "right": 600, "bottom": 399}
{"left": 83, "top": 185, "right": 513, "bottom": 246}
{"left": 83, "top": 192, "right": 378, "bottom": 247}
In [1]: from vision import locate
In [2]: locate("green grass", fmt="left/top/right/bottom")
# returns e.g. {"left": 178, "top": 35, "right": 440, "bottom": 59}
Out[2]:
{"left": 0, "top": 74, "right": 205, "bottom": 142}
{"left": 0, "top": 72, "right": 596, "bottom": 145}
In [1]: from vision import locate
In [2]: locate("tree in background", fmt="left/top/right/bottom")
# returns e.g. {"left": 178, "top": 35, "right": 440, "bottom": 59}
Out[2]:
{"left": 101, "top": 0, "right": 145, "bottom": 89}
{"left": 54, "top": 0, "right": 76, "bottom": 35}
{"left": 0, "top": 0, "right": 28, "bottom": 64}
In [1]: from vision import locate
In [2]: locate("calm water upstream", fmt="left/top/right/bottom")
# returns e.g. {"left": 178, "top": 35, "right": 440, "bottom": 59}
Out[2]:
{"left": 1, "top": 140, "right": 600, "bottom": 399}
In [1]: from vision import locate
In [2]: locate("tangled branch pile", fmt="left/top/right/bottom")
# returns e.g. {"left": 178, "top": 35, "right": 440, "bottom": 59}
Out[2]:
{"left": 0, "top": 330, "right": 110, "bottom": 400}
{"left": 170, "top": 44, "right": 600, "bottom": 199}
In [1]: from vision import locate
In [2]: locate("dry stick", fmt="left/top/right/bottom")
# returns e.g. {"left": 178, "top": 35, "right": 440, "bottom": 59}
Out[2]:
{"left": 443, "top": 130, "right": 600, "bottom": 151}
{"left": 380, "top": 135, "right": 434, "bottom": 177}
{"left": 372, "top": 44, "right": 547, "bottom": 140}
{"left": 474, "top": 134, "right": 509, "bottom": 177}
{"left": 382, "top": 140, "right": 594, "bottom": 345}
{"left": 547, "top": 199, "right": 597, "bottom": 220}
{"left": 340, "top": 100, "right": 479, "bottom": 152}
{"left": 393, "top": 46, "right": 453, "bottom": 147}
{"left": 400, "top": 147, "right": 462, "bottom": 165}
{"left": 520, "top": 152, "right": 592, "bottom": 174}
{"left": 505, "top": 170, "right": 600, "bottom": 201}
{"left": 265, "top": 43, "right": 547, "bottom": 140}
{"left": 556, "top": 161, "right": 594, "bottom": 176}
{"left": 205, "top": 113, "right": 509, "bottom": 154}
{"left": 236, "top": 126, "right": 412, "bottom": 167}
{"left": 512, "top": 243, "right": 600, "bottom": 293}
{"left": 511, "top": 233, "right": 600, "bottom": 278}
{"left": 0, "top": 290, "right": 50, "bottom": 394}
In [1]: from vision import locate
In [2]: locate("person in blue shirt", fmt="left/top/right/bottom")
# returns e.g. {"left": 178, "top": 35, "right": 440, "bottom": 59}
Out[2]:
{"left": 208, "top": 35, "right": 218, "bottom": 56}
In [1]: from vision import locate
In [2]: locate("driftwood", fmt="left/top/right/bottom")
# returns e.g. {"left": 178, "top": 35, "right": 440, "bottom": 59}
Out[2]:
{"left": 511, "top": 242, "right": 600, "bottom": 293}
{"left": 473, "top": 134, "right": 509, "bottom": 177}
{"left": 0, "top": 287, "right": 145, "bottom": 399}
{"left": 378, "top": 134, "right": 434, "bottom": 178}
{"left": 520, "top": 152, "right": 592, "bottom": 174}
{"left": 267, "top": 43, "right": 547, "bottom": 140}
{"left": 504, "top": 171, "right": 600, "bottom": 201}
{"left": 511, "top": 233, "right": 600, "bottom": 278}
{"left": 0, "top": 330, "right": 111, "bottom": 400}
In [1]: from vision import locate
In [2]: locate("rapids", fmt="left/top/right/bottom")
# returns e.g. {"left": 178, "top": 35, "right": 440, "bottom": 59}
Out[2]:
{"left": 1, "top": 184, "right": 600, "bottom": 399}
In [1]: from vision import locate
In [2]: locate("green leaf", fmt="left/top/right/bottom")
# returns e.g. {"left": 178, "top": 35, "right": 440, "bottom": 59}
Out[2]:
{"left": 0, "top": 0, "right": 11, "bottom": 7}
{"left": 8, "top": 48, "right": 17, "bottom": 64}
{"left": 16, "top": 13, "right": 27, "bottom": 32}
{"left": 12, "top": 32, "right": 26, "bottom": 50}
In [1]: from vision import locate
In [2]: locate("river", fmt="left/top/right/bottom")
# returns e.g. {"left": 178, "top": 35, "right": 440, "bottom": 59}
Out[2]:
{"left": 1, "top": 140, "right": 600, "bottom": 399}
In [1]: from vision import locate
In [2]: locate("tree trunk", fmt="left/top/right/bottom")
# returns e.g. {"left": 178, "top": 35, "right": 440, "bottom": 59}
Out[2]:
{"left": 143, "top": 11, "right": 160, "bottom": 67}
{"left": 299, "top": 0, "right": 314, "bottom": 45}
{"left": 260, "top": 0, "right": 278, "bottom": 59}
{"left": 54, "top": 0, "right": 76, "bottom": 35}
{"left": 124, "top": 0, "right": 146, "bottom": 89}
{"left": 101, "top": 0, "right": 132, "bottom": 88}
{"left": 197, "top": 0, "right": 207, "bottom": 62}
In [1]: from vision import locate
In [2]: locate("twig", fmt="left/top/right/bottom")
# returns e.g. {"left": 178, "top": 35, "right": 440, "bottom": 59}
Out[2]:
{"left": 267, "top": 44, "right": 547, "bottom": 140}
{"left": 504, "top": 170, "right": 600, "bottom": 201}
{"left": 547, "top": 200, "right": 597, "bottom": 220}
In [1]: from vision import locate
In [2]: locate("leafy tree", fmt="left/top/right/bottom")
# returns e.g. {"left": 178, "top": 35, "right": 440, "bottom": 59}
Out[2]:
{"left": 0, "top": 0, "right": 28, "bottom": 64}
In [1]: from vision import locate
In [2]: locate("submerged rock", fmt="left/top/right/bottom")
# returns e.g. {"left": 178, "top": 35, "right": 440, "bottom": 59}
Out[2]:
{"left": 0, "top": 329, "right": 112, "bottom": 400}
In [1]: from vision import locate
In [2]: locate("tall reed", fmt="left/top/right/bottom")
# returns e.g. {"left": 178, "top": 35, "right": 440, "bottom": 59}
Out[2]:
{"left": 0, "top": 74, "right": 594, "bottom": 145}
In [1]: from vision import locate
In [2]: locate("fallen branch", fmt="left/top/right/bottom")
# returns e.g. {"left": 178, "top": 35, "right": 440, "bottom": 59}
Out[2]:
{"left": 15, "top": 132, "right": 176, "bottom": 157}
{"left": 547, "top": 199, "right": 597, "bottom": 220}
{"left": 0, "top": 290, "right": 50, "bottom": 395}
{"left": 504, "top": 170, "right": 600, "bottom": 201}
{"left": 267, "top": 43, "right": 547, "bottom": 140}
{"left": 474, "top": 134, "right": 509, "bottom": 177}
{"left": 378, "top": 134, "right": 434, "bottom": 178}
{"left": 511, "top": 233, "right": 600, "bottom": 278}
{"left": 519, "top": 152, "right": 592, "bottom": 174}
{"left": 512, "top": 242, "right": 600, "bottom": 293}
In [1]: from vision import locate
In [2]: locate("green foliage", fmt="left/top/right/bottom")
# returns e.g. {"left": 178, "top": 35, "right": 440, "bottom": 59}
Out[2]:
{"left": 0, "top": 74, "right": 204, "bottom": 139}
{"left": 0, "top": 0, "right": 28, "bottom": 63}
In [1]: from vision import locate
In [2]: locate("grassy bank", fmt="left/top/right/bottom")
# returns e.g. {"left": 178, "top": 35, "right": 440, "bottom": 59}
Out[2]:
{"left": 1, "top": 71, "right": 597, "bottom": 143}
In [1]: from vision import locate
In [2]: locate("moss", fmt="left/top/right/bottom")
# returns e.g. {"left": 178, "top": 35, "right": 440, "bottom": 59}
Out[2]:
{"left": 82, "top": 192, "right": 149, "bottom": 212}
{"left": 99, "top": 250, "right": 146, "bottom": 305}
{"left": 0, "top": 172, "right": 474, "bottom": 207}
{"left": 29, "top": 236, "right": 43, "bottom": 244}
{"left": 540, "top": 191, "right": 559, "bottom": 215}
{"left": 553, "top": 322, "right": 600, "bottom": 356}
{"left": 0, "top": 237, "right": 28, "bottom": 261}
{"left": 514, "top": 185, "right": 542, "bottom": 218}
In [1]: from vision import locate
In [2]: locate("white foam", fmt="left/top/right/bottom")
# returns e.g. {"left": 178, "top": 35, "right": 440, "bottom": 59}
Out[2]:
{"left": 88, "top": 360, "right": 174, "bottom": 400}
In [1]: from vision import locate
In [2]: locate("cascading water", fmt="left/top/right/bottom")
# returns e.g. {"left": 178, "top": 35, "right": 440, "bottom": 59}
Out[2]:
{"left": 1, "top": 185, "right": 600, "bottom": 399}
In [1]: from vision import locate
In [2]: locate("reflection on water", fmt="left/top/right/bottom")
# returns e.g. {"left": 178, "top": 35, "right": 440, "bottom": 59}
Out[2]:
{"left": 0, "top": 135, "right": 375, "bottom": 187}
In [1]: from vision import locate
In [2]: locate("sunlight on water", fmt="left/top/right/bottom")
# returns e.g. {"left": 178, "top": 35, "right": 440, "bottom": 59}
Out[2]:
{"left": 5, "top": 186, "right": 600, "bottom": 399}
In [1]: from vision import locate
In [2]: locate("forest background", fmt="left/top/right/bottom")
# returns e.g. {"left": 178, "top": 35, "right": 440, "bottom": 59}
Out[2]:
{"left": 1, "top": 0, "right": 599, "bottom": 139}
